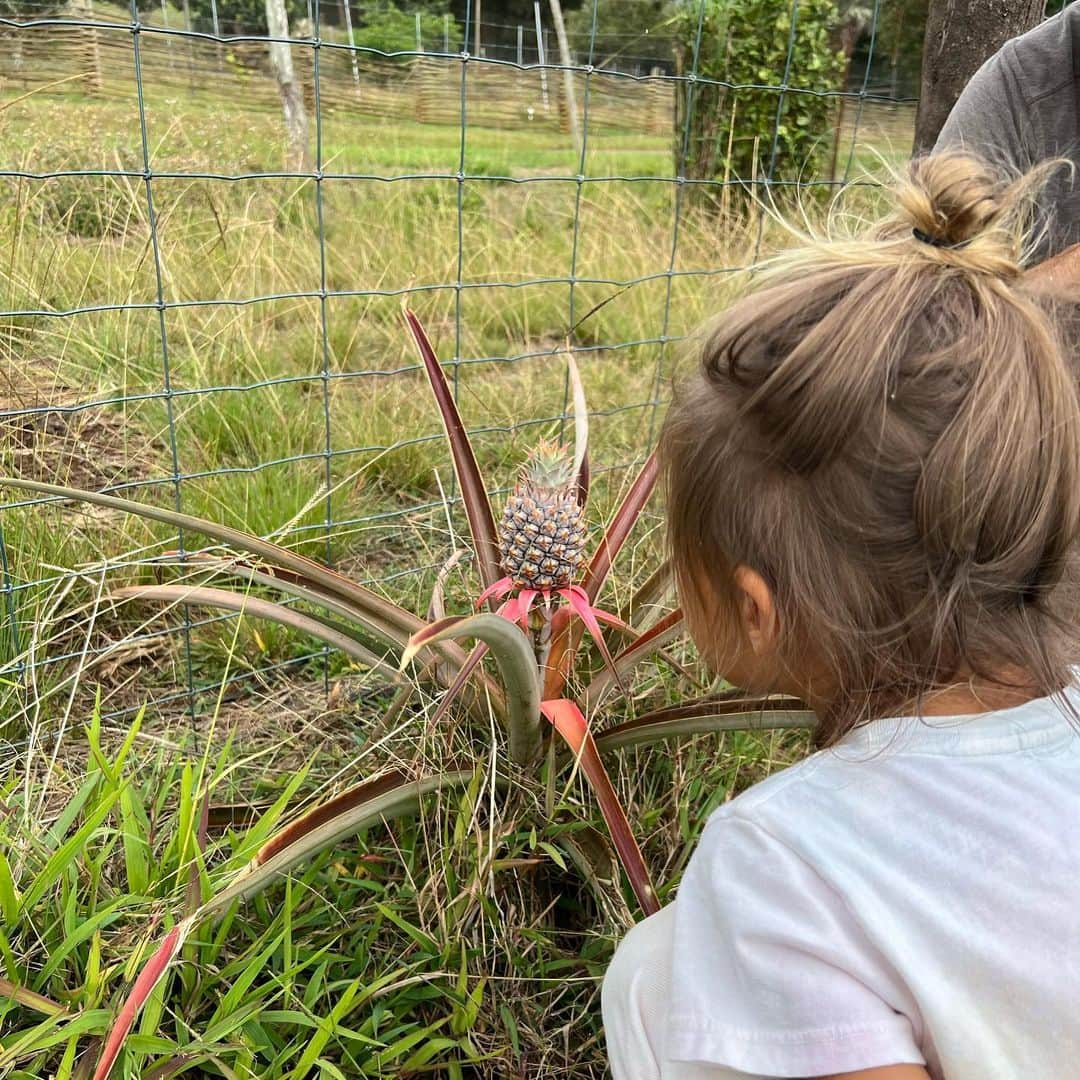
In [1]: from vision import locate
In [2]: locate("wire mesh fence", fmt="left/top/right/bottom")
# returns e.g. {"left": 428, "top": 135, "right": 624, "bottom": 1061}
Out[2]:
{"left": 0, "top": 0, "right": 917, "bottom": 751}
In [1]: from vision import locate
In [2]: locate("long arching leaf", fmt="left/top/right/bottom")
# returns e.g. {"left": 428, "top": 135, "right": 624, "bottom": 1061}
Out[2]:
{"left": 541, "top": 699, "right": 659, "bottom": 917}
{"left": 200, "top": 770, "right": 474, "bottom": 920}
{"left": 595, "top": 695, "right": 815, "bottom": 754}
{"left": 112, "top": 586, "right": 399, "bottom": 677}
{"left": 402, "top": 613, "right": 542, "bottom": 764}
{"left": 92, "top": 769, "right": 476, "bottom": 1080}
{"left": 0, "top": 478, "right": 424, "bottom": 646}
{"left": 153, "top": 554, "right": 496, "bottom": 706}
{"left": 582, "top": 451, "right": 658, "bottom": 602}
{"left": 403, "top": 311, "right": 501, "bottom": 592}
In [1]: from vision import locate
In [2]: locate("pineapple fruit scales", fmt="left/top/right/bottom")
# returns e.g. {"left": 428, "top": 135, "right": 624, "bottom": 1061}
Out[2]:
{"left": 498, "top": 439, "right": 586, "bottom": 590}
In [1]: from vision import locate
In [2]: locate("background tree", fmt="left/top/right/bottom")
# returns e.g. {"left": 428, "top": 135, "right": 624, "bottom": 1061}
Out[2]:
{"left": 563, "top": 0, "right": 676, "bottom": 67}
{"left": 671, "top": 0, "right": 845, "bottom": 191}
{"left": 265, "top": 0, "right": 310, "bottom": 169}
{"left": 187, "top": 0, "right": 305, "bottom": 31}
{"left": 351, "top": 0, "right": 461, "bottom": 53}
{"left": 913, "top": 0, "right": 1042, "bottom": 152}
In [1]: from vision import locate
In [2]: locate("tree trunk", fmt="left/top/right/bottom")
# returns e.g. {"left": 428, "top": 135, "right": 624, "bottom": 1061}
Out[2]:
{"left": 264, "top": 0, "right": 311, "bottom": 171}
{"left": 913, "top": 0, "right": 1042, "bottom": 153}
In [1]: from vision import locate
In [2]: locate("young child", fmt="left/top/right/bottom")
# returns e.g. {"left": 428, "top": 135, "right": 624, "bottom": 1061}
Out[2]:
{"left": 602, "top": 154, "right": 1080, "bottom": 1080}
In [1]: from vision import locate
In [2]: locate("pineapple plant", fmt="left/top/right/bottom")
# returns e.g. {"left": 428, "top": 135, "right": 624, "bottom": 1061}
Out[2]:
{"left": 0, "top": 311, "right": 813, "bottom": 1078}
{"left": 498, "top": 439, "right": 586, "bottom": 591}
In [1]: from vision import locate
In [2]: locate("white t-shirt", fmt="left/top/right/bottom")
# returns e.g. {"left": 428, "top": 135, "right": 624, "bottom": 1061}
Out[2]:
{"left": 667, "top": 688, "right": 1080, "bottom": 1078}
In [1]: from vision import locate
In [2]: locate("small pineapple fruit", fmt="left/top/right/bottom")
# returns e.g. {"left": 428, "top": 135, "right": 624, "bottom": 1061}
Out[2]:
{"left": 498, "top": 439, "right": 586, "bottom": 590}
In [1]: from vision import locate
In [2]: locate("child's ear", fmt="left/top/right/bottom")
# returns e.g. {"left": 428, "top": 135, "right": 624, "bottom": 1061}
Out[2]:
{"left": 732, "top": 565, "right": 779, "bottom": 655}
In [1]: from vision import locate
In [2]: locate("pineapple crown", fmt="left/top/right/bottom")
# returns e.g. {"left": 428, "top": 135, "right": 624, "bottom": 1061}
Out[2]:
{"left": 520, "top": 438, "right": 576, "bottom": 492}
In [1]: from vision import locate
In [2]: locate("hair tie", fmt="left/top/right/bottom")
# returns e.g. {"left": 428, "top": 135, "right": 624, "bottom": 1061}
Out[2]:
{"left": 912, "top": 226, "right": 957, "bottom": 249}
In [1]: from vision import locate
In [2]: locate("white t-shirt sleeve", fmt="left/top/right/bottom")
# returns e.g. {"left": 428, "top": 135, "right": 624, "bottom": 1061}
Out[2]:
{"left": 667, "top": 812, "right": 925, "bottom": 1078}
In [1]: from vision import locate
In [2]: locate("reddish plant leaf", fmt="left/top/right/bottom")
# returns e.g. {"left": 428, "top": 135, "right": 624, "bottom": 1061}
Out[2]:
{"left": 594, "top": 694, "right": 815, "bottom": 753}
{"left": 93, "top": 770, "right": 477, "bottom": 1073}
{"left": 541, "top": 698, "right": 660, "bottom": 917}
{"left": 255, "top": 771, "right": 411, "bottom": 864}
{"left": 201, "top": 771, "right": 476, "bottom": 921}
{"left": 542, "top": 453, "right": 660, "bottom": 701}
{"left": 430, "top": 642, "right": 489, "bottom": 726}
{"left": 560, "top": 585, "right": 625, "bottom": 695}
{"left": 93, "top": 924, "right": 187, "bottom": 1080}
{"left": 402, "top": 613, "right": 542, "bottom": 765}
{"left": 579, "top": 608, "right": 684, "bottom": 711}
{"left": 582, "top": 451, "right": 658, "bottom": 603}
{"left": 404, "top": 311, "right": 501, "bottom": 593}
{"left": 112, "top": 585, "right": 399, "bottom": 677}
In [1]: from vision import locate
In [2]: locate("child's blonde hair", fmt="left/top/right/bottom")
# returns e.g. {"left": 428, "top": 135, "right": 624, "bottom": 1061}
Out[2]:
{"left": 661, "top": 153, "right": 1080, "bottom": 745}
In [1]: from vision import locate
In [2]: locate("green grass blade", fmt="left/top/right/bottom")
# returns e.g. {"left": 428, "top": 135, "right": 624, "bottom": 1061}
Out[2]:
{"left": 22, "top": 790, "right": 121, "bottom": 912}
{"left": 402, "top": 614, "right": 542, "bottom": 765}
{"left": 0, "top": 853, "right": 20, "bottom": 925}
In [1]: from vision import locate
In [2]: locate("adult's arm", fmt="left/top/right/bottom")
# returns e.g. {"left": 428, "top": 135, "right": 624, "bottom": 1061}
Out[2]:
{"left": 1024, "top": 240, "right": 1080, "bottom": 298}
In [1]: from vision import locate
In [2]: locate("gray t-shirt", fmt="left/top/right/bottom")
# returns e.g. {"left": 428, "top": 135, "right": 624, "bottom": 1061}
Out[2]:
{"left": 934, "top": 4, "right": 1080, "bottom": 263}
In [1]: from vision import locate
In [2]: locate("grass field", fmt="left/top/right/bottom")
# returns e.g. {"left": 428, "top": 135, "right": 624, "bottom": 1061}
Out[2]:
{"left": 0, "top": 73, "right": 910, "bottom": 1078}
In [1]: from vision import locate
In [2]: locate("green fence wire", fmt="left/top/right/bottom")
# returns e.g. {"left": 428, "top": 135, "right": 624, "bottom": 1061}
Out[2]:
{"left": 0, "top": 0, "right": 915, "bottom": 750}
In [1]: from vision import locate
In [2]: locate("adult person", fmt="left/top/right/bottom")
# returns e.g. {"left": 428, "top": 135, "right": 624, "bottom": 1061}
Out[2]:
{"left": 934, "top": 2, "right": 1080, "bottom": 297}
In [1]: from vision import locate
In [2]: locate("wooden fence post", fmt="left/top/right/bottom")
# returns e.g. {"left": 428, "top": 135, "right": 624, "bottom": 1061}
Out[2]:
{"left": 649, "top": 68, "right": 668, "bottom": 136}
{"left": 295, "top": 17, "right": 316, "bottom": 116}
{"left": 556, "top": 74, "right": 570, "bottom": 134}
{"left": 72, "top": 0, "right": 102, "bottom": 94}
{"left": 414, "top": 57, "right": 439, "bottom": 124}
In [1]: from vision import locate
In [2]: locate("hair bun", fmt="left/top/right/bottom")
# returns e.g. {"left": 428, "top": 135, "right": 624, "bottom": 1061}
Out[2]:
{"left": 890, "top": 153, "right": 1060, "bottom": 274}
